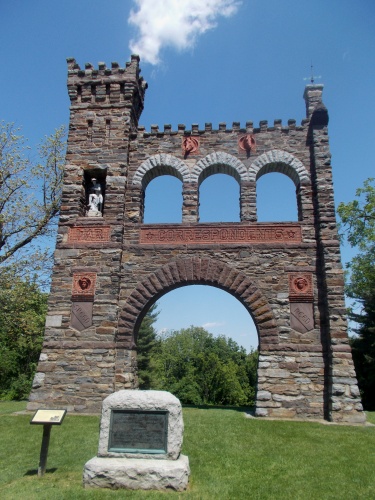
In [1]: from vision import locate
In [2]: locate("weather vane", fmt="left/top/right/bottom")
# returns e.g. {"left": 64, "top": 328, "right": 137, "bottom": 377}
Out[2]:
{"left": 303, "top": 64, "right": 322, "bottom": 84}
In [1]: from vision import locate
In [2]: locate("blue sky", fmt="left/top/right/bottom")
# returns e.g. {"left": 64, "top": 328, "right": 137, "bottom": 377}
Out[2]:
{"left": 1, "top": 1, "right": 374, "bottom": 351}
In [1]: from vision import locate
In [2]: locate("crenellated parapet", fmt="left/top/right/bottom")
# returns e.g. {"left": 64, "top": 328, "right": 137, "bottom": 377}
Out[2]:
{"left": 136, "top": 118, "right": 307, "bottom": 136}
{"left": 66, "top": 55, "right": 147, "bottom": 131}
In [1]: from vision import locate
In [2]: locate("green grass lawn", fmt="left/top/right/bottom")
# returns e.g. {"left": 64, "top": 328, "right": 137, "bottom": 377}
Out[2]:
{"left": 0, "top": 402, "right": 374, "bottom": 499}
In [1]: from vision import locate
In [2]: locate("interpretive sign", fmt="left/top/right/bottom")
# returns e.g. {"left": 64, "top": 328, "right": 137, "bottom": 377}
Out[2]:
{"left": 108, "top": 410, "right": 168, "bottom": 454}
{"left": 140, "top": 223, "right": 302, "bottom": 245}
{"left": 31, "top": 409, "right": 67, "bottom": 425}
{"left": 30, "top": 409, "right": 67, "bottom": 477}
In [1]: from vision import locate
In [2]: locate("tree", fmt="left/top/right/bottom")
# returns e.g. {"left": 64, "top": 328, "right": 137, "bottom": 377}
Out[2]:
{"left": 136, "top": 304, "right": 159, "bottom": 389}
{"left": 349, "top": 294, "right": 375, "bottom": 410}
{"left": 0, "top": 121, "right": 66, "bottom": 285}
{"left": 0, "top": 271, "right": 47, "bottom": 400}
{"left": 150, "top": 326, "right": 258, "bottom": 406}
{"left": 337, "top": 178, "right": 375, "bottom": 409}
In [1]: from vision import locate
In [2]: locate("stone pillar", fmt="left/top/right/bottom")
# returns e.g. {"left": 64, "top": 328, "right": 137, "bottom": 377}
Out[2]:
{"left": 182, "top": 182, "right": 199, "bottom": 223}
{"left": 303, "top": 84, "right": 324, "bottom": 119}
{"left": 240, "top": 180, "right": 257, "bottom": 222}
{"left": 306, "top": 92, "right": 365, "bottom": 423}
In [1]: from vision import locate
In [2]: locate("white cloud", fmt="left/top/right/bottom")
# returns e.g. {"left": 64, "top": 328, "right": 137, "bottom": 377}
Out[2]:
{"left": 128, "top": 0, "right": 241, "bottom": 65}
{"left": 202, "top": 321, "right": 224, "bottom": 329}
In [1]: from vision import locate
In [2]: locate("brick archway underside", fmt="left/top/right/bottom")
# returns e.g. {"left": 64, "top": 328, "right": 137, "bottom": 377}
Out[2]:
{"left": 118, "top": 257, "right": 277, "bottom": 346}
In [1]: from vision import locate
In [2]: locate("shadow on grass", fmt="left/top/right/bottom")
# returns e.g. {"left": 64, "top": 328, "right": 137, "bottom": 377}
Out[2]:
{"left": 24, "top": 467, "right": 57, "bottom": 476}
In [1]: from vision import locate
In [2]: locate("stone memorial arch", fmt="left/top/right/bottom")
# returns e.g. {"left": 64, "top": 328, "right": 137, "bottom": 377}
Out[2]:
{"left": 28, "top": 56, "right": 364, "bottom": 423}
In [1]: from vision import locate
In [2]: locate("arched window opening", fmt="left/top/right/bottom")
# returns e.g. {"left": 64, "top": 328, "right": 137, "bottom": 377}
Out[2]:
{"left": 143, "top": 175, "right": 183, "bottom": 223}
{"left": 137, "top": 285, "right": 258, "bottom": 405}
{"left": 256, "top": 172, "right": 298, "bottom": 222}
{"left": 199, "top": 173, "right": 240, "bottom": 222}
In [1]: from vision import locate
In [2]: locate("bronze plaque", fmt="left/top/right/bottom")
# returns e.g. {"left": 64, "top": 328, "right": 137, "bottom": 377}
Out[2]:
{"left": 108, "top": 410, "right": 168, "bottom": 454}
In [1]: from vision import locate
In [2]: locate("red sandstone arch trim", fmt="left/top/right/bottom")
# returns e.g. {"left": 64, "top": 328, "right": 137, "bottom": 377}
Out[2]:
{"left": 118, "top": 257, "right": 277, "bottom": 346}
{"left": 249, "top": 150, "right": 310, "bottom": 186}
{"left": 132, "top": 154, "right": 190, "bottom": 189}
{"left": 191, "top": 152, "right": 248, "bottom": 185}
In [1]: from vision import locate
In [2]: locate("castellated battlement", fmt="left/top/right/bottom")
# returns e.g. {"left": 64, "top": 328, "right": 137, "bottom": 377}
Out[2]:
{"left": 67, "top": 55, "right": 147, "bottom": 106}
{"left": 136, "top": 118, "right": 309, "bottom": 137}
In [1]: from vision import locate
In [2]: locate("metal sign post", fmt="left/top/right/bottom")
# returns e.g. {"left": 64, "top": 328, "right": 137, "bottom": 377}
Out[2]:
{"left": 30, "top": 409, "right": 67, "bottom": 477}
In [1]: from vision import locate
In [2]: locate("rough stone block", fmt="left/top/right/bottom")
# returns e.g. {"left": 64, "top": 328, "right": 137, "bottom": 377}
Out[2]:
{"left": 83, "top": 455, "right": 190, "bottom": 491}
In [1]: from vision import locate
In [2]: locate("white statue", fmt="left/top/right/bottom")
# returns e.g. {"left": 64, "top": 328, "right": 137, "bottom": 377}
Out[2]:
{"left": 87, "top": 179, "right": 103, "bottom": 217}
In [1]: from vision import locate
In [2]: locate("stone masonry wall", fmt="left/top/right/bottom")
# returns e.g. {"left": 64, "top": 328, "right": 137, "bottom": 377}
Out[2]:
{"left": 28, "top": 60, "right": 364, "bottom": 423}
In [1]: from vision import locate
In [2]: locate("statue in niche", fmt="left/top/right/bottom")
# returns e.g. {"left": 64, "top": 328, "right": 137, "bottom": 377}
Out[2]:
{"left": 87, "top": 178, "right": 103, "bottom": 217}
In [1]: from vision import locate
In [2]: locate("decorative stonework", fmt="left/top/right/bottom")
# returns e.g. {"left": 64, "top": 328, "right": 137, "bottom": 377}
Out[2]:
{"left": 27, "top": 58, "right": 365, "bottom": 425}
{"left": 249, "top": 149, "right": 310, "bottom": 185}
{"left": 71, "top": 302, "right": 93, "bottom": 331}
{"left": 72, "top": 273, "right": 97, "bottom": 299}
{"left": 290, "top": 302, "right": 314, "bottom": 332}
{"left": 182, "top": 136, "right": 199, "bottom": 155}
{"left": 140, "top": 224, "right": 302, "bottom": 245}
{"left": 238, "top": 134, "right": 256, "bottom": 153}
{"left": 192, "top": 151, "right": 248, "bottom": 183}
{"left": 289, "top": 273, "right": 313, "bottom": 302}
{"left": 132, "top": 154, "right": 190, "bottom": 188}
{"left": 68, "top": 226, "right": 110, "bottom": 243}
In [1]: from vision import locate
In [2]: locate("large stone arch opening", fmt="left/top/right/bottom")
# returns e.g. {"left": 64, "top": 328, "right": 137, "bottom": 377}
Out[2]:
{"left": 119, "top": 257, "right": 274, "bottom": 347}
{"left": 117, "top": 257, "right": 278, "bottom": 416}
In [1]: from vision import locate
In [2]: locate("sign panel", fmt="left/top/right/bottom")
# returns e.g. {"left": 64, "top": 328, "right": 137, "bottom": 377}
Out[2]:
{"left": 30, "top": 409, "right": 67, "bottom": 425}
{"left": 108, "top": 410, "right": 168, "bottom": 454}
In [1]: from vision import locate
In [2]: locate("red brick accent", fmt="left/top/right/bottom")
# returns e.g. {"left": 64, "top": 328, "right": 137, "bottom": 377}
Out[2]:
{"left": 68, "top": 226, "right": 111, "bottom": 242}
{"left": 140, "top": 224, "right": 302, "bottom": 245}
{"left": 71, "top": 272, "right": 97, "bottom": 300}
{"left": 289, "top": 273, "right": 314, "bottom": 302}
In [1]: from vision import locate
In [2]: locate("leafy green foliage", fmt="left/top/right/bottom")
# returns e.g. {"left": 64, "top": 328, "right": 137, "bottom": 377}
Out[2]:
{"left": 338, "top": 178, "right": 375, "bottom": 302}
{"left": 0, "top": 122, "right": 66, "bottom": 286}
{"left": 145, "top": 326, "right": 258, "bottom": 406}
{"left": 338, "top": 178, "right": 375, "bottom": 410}
{"left": 136, "top": 304, "right": 158, "bottom": 389}
{"left": 0, "top": 272, "right": 47, "bottom": 400}
{"left": 349, "top": 296, "right": 375, "bottom": 410}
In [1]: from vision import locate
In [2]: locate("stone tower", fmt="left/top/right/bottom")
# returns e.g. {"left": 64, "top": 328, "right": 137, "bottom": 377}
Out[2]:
{"left": 28, "top": 56, "right": 365, "bottom": 423}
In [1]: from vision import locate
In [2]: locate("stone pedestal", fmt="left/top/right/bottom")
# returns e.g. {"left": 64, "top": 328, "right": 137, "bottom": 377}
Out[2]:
{"left": 83, "top": 390, "right": 190, "bottom": 491}
{"left": 83, "top": 455, "right": 190, "bottom": 491}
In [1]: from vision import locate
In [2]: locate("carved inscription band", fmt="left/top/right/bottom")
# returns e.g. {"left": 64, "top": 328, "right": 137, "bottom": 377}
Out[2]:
{"left": 68, "top": 226, "right": 110, "bottom": 243}
{"left": 140, "top": 224, "right": 302, "bottom": 245}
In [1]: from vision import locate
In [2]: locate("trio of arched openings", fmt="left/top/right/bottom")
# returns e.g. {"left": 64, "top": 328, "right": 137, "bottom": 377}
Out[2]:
{"left": 131, "top": 149, "right": 310, "bottom": 223}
